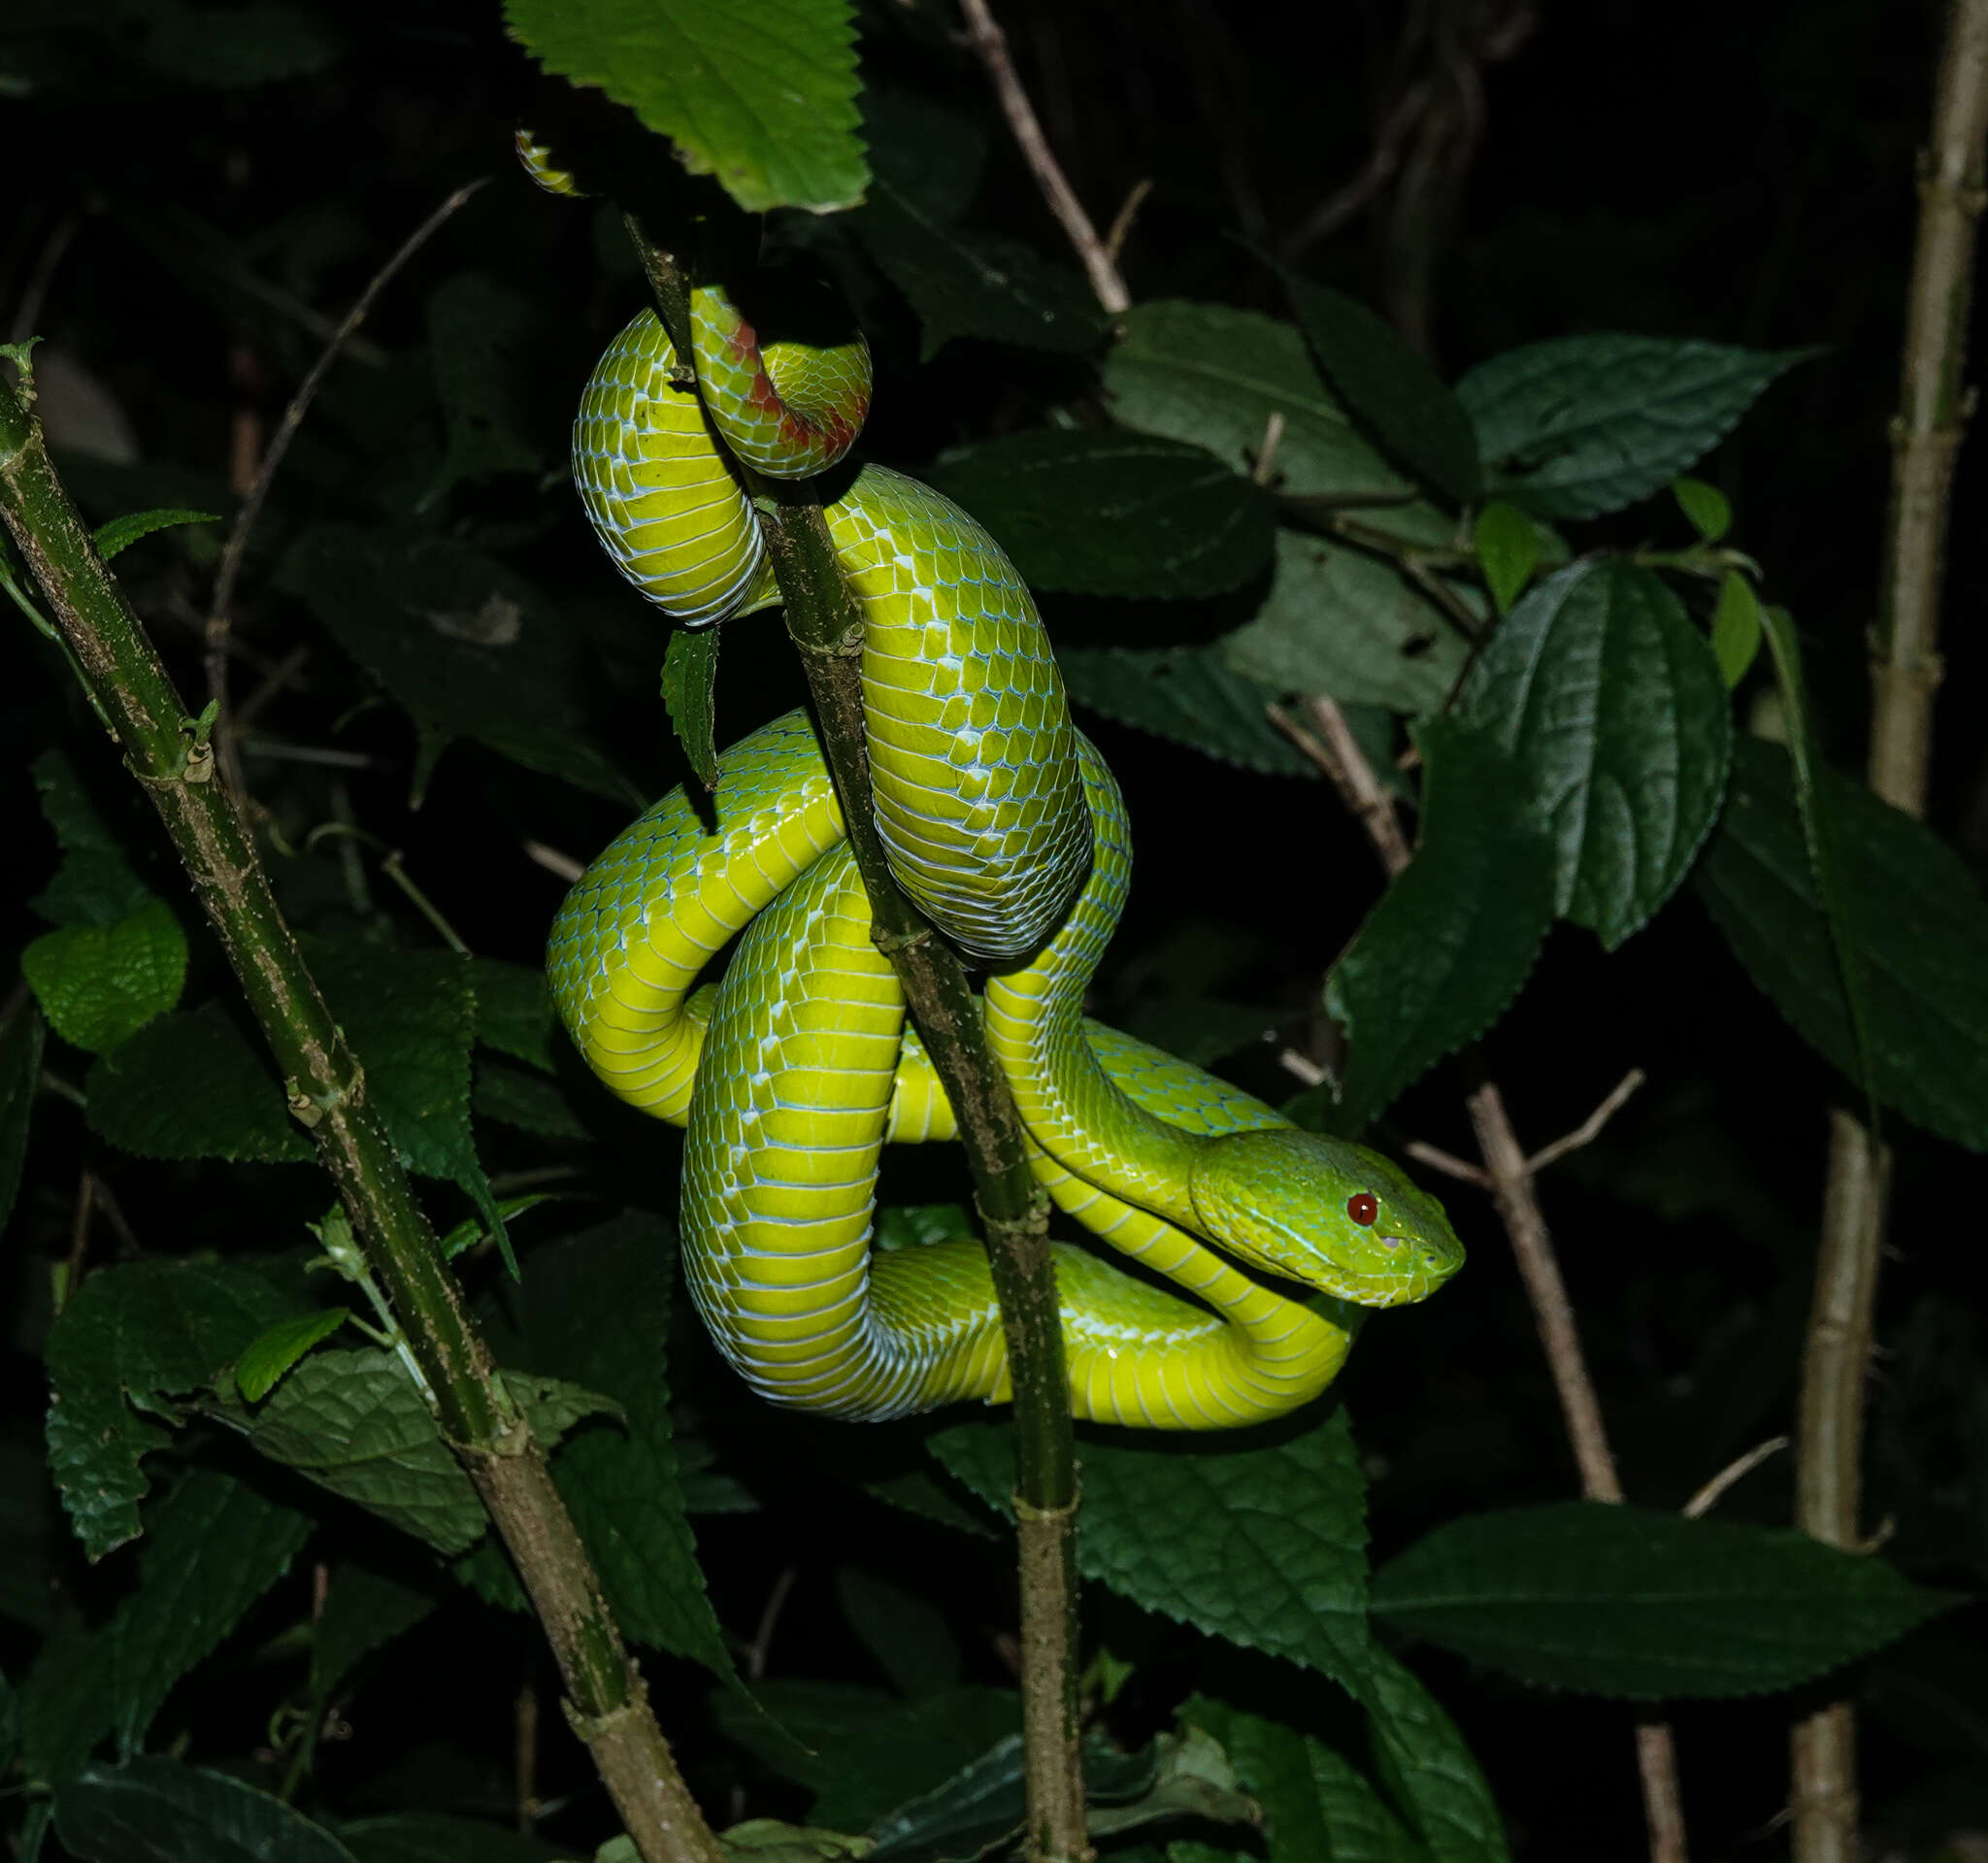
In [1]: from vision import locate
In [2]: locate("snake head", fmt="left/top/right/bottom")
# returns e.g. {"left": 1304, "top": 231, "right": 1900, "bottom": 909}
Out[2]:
{"left": 1188, "top": 1129, "right": 1463, "bottom": 1308}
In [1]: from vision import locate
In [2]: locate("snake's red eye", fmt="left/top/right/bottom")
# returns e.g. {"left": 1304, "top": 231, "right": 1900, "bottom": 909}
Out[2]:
{"left": 1346, "top": 1193, "right": 1378, "bottom": 1226}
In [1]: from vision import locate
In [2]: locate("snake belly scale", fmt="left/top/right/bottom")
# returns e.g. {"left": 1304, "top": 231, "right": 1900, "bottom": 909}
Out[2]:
{"left": 547, "top": 287, "right": 1464, "bottom": 1428}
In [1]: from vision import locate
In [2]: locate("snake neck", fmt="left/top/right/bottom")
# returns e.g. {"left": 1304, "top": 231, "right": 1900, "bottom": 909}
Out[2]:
{"left": 983, "top": 735, "right": 1208, "bottom": 1229}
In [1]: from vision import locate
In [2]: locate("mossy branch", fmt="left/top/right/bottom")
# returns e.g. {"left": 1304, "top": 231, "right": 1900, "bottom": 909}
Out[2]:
{"left": 0, "top": 369, "right": 723, "bottom": 1863}
{"left": 626, "top": 220, "right": 1091, "bottom": 1863}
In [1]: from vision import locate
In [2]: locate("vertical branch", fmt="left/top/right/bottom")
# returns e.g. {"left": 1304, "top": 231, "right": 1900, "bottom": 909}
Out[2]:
{"left": 626, "top": 227, "right": 1090, "bottom": 1863}
{"left": 1293, "top": 693, "right": 1690, "bottom": 1863}
{"left": 1794, "top": 7, "right": 1988, "bottom": 1858}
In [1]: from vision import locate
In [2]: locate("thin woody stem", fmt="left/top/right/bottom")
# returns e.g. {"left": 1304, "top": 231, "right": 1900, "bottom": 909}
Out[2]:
{"left": 0, "top": 370, "right": 720, "bottom": 1863}
{"left": 626, "top": 224, "right": 1090, "bottom": 1863}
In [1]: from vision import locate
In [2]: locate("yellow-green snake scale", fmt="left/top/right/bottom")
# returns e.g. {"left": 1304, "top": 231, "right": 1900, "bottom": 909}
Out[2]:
{"left": 547, "top": 285, "right": 1464, "bottom": 1429}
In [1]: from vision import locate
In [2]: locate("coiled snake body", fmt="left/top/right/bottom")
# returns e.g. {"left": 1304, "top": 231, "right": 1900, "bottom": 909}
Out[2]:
{"left": 547, "top": 287, "right": 1463, "bottom": 1429}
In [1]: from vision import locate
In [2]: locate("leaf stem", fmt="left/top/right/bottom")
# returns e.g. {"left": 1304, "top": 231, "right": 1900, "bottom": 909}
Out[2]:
{"left": 626, "top": 222, "right": 1091, "bottom": 1863}
{"left": 1795, "top": 6, "right": 1988, "bottom": 1855}
{"left": 0, "top": 371, "right": 723, "bottom": 1863}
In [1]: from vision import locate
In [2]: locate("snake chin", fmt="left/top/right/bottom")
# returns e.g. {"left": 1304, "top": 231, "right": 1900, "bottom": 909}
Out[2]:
{"left": 1186, "top": 1128, "right": 1465, "bottom": 1312}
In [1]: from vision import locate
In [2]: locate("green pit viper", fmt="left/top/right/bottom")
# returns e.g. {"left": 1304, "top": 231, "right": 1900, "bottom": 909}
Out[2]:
{"left": 544, "top": 264, "right": 1465, "bottom": 1429}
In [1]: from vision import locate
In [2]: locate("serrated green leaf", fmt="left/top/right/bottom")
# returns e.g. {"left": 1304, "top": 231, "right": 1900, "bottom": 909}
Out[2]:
{"left": 276, "top": 525, "right": 632, "bottom": 800}
{"left": 1471, "top": 502, "right": 1539, "bottom": 617}
{"left": 0, "top": 1006, "right": 45, "bottom": 1239}
{"left": 1355, "top": 1649, "right": 1508, "bottom": 1863}
{"left": 91, "top": 508, "right": 220, "bottom": 562}
{"left": 312, "top": 943, "right": 508, "bottom": 1267}
{"left": 85, "top": 1006, "right": 312, "bottom": 1164}
{"left": 925, "top": 432, "right": 1274, "bottom": 599}
{"left": 864, "top": 1466, "right": 997, "bottom": 1539}
{"left": 311, "top": 1562, "right": 438, "bottom": 1711}
{"left": 1180, "top": 1697, "right": 1419, "bottom": 1863}
{"left": 1280, "top": 276, "right": 1479, "bottom": 504}
{"left": 54, "top": 1756, "right": 356, "bottom": 1863}
{"left": 1324, "top": 719, "right": 1555, "bottom": 1131}
{"left": 1372, "top": 1502, "right": 1957, "bottom": 1698}
{"left": 341, "top": 1813, "right": 580, "bottom": 1863}
{"left": 234, "top": 1309, "right": 352, "bottom": 1401}
{"left": 1060, "top": 646, "right": 1319, "bottom": 779}
{"left": 1672, "top": 477, "right": 1731, "bottom": 542}
{"left": 424, "top": 274, "right": 543, "bottom": 505}
{"left": 30, "top": 748, "right": 152, "bottom": 928}
{"left": 46, "top": 1259, "right": 301, "bottom": 1559}
{"left": 1696, "top": 736, "right": 1988, "bottom": 1151}
{"left": 661, "top": 625, "right": 722, "bottom": 788}
{"left": 497, "top": 1215, "right": 735, "bottom": 1678}
{"left": 1458, "top": 336, "right": 1812, "bottom": 519}
{"left": 23, "top": 897, "right": 187, "bottom": 1053}
{"left": 849, "top": 182, "right": 1102, "bottom": 359}
{"left": 215, "top": 1347, "right": 615, "bottom": 1554}
{"left": 1456, "top": 560, "right": 1732, "bottom": 948}
{"left": 1104, "top": 302, "right": 1414, "bottom": 498}
{"left": 932, "top": 1408, "right": 1372, "bottom": 1683}
{"left": 1710, "top": 571, "right": 1763, "bottom": 686}
{"left": 1220, "top": 530, "right": 1471, "bottom": 715}
{"left": 717, "top": 1681, "right": 1021, "bottom": 1833}
{"left": 505, "top": 0, "right": 864, "bottom": 214}
{"left": 473, "top": 1060, "right": 590, "bottom": 1139}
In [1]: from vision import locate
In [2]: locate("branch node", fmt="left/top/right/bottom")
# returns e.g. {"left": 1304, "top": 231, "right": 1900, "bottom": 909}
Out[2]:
{"left": 286, "top": 1064, "right": 364, "bottom": 1129}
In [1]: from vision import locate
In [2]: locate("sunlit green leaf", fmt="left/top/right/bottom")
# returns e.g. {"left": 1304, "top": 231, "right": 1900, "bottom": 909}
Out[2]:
{"left": 92, "top": 508, "right": 220, "bottom": 562}
{"left": 1672, "top": 477, "right": 1732, "bottom": 542}
{"left": 1472, "top": 501, "right": 1540, "bottom": 616}
{"left": 233, "top": 1310, "right": 353, "bottom": 1402}
{"left": 1710, "top": 571, "right": 1763, "bottom": 686}
{"left": 23, "top": 897, "right": 186, "bottom": 1053}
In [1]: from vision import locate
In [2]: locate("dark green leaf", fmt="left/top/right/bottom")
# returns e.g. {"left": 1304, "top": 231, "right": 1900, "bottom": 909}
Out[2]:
{"left": 925, "top": 432, "right": 1275, "bottom": 599}
{"left": 1117, "top": 997, "right": 1277, "bottom": 1069}
{"left": 1220, "top": 531, "right": 1470, "bottom": 715}
{"left": 218, "top": 1348, "right": 614, "bottom": 1554}
{"left": 341, "top": 1812, "right": 577, "bottom": 1863}
{"left": 84, "top": 1006, "right": 311, "bottom": 1164}
{"left": 1180, "top": 1697, "right": 1419, "bottom": 1863}
{"left": 932, "top": 1408, "right": 1371, "bottom": 1684}
{"left": 1696, "top": 736, "right": 1988, "bottom": 1151}
{"left": 234, "top": 1310, "right": 353, "bottom": 1402}
{"left": 1458, "top": 336, "right": 1812, "bottom": 518}
{"left": 23, "top": 897, "right": 187, "bottom": 1053}
{"left": 1710, "top": 571, "right": 1763, "bottom": 687}
{"left": 46, "top": 1259, "right": 301, "bottom": 1558}
{"left": 1456, "top": 560, "right": 1732, "bottom": 948}
{"left": 1280, "top": 276, "right": 1480, "bottom": 503}
{"left": 54, "top": 1755, "right": 356, "bottom": 1863}
{"left": 1372, "top": 1502, "right": 1957, "bottom": 1698}
{"left": 504, "top": 1216, "right": 735, "bottom": 1678}
{"left": 661, "top": 625, "right": 722, "bottom": 788}
{"left": 1059, "top": 646, "right": 1319, "bottom": 779}
{"left": 424, "top": 275, "right": 542, "bottom": 503}
{"left": 277, "top": 526, "right": 631, "bottom": 800}
{"left": 92, "top": 509, "right": 220, "bottom": 562}
{"left": 29, "top": 748, "right": 152, "bottom": 928}
{"left": 1672, "top": 478, "right": 1731, "bottom": 542}
{"left": 1355, "top": 1649, "right": 1508, "bottom": 1863}
{"left": 713, "top": 1825, "right": 867, "bottom": 1862}
{"left": 1471, "top": 502, "right": 1539, "bottom": 616}
{"left": 716, "top": 1681, "right": 1020, "bottom": 1833}
{"left": 1103, "top": 302, "right": 1414, "bottom": 498}
{"left": 471, "top": 958, "right": 558, "bottom": 1072}
{"left": 1325, "top": 720, "right": 1555, "bottom": 1130}
{"left": 114, "top": 3, "right": 342, "bottom": 86}
{"left": 836, "top": 1567, "right": 962, "bottom": 1700}
{"left": 310, "top": 1563, "right": 437, "bottom": 1709}
{"left": 504, "top": 0, "right": 864, "bottom": 213}
{"left": 864, "top": 1467, "right": 998, "bottom": 1539}
{"left": 475, "top": 1061, "right": 589, "bottom": 1139}
{"left": 0, "top": 1006, "right": 45, "bottom": 1239}
{"left": 849, "top": 185, "right": 1103, "bottom": 359}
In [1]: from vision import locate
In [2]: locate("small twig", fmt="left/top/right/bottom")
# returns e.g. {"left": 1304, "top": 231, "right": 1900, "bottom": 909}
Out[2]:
{"left": 1103, "top": 178, "right": 1153, "bottom": 267}
{"left": 747, "top": 1567, "right": 799, "bottom": 1682}
{"left": 1266, "top": 695, "right": 1414, "bottom": 877}
{"left": 1526, "top": 1069, "right": 1647, "bottom": 1174}
{"left": 1683, "top": 1437, "right": 1791, "bottom": 1519}
{"left": 205, "top": 177, "right": 489, "bottom": 799}
{"left": 955, "top": 0, "right": 1130, "bottom": 314}
{"left": 232, "top": 644, "right": 311, "bottom": 735}
{"left": 241, "top": 739, "right": 381, "bottom": 769}
{"left": 523, "top": 839, "right": 585, "bottom": 884}
{"left": 1403, "top": 1140, "right": 1490, "bottom": 1188}
{"left": 8, "top": 214, "right": 81, "bottom": 348}
{"left": 1277, "top": 1047, "right": 1328, "bottom": 1087}
{"left": 514, "top": 1681, "right": 540, "bottom": 1836}
{"left": 63, "top": 1167, "right": 96, "bottom": 1301}
{"left": 1251, "top": 411, "right": 1286, "bottom": 487}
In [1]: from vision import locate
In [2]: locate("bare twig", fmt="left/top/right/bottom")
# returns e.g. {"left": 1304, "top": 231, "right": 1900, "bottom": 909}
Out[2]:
{"left": 205, "top": 177, "right": 489, "bottom": 798}
{"left": 1266, "top": 694, "right": 1414, "bottom": 876}
{"left": 1103, "top": 179, "right": 1153, "bottom": 267}
{"left": 1796, "top": 8, "right": 1988, "bottom": 1856}
{"left": 1526, "top": 1069, "right": 1647, "bottom": 1174}
{"left": 955, "top": 0, "right": 1129, "bottom": 314}
{"left": 1684, "top": 1436, "right": 1791, "bottom": 1519}
{"left": 1250, "top": 412, "right": 1286, "bottom": 487}
{"left": 524, "top": 840, "right": 585, "bottom": 884}
{"left": 747, "top": 1567, "right": 799, "bottom": 1681}
{"left": 1403, "top": 1141, "right": 1490, "bottom": 1188}
{"left": 1278, "top": 1047, "right": 1328, "bottom": 1088}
